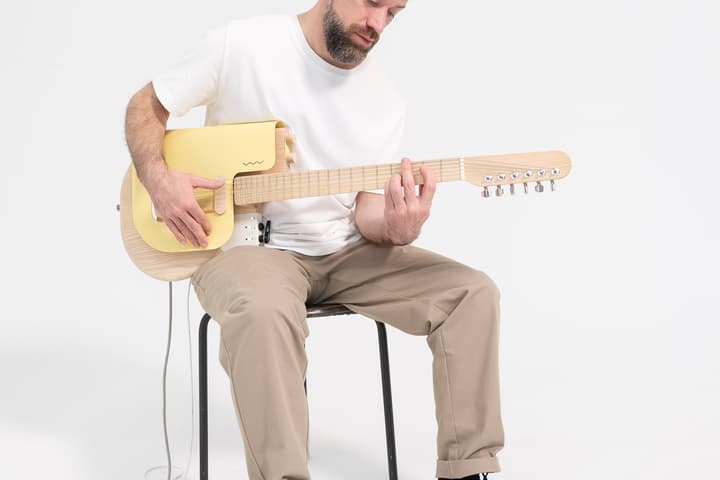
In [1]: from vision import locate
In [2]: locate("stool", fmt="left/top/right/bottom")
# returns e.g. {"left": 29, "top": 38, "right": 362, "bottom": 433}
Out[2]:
{"left": 199, "top": 304, "right": 399, "bottom": 479}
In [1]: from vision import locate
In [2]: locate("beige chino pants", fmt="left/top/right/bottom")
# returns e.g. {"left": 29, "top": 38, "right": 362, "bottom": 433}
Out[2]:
{"left": 191, "top": 238, "right": 504, "bottom": 480}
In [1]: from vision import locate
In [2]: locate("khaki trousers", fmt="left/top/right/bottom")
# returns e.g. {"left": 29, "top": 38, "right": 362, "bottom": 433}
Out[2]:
{"left": 191, "top": 238, "right": 504, "bottom": 479}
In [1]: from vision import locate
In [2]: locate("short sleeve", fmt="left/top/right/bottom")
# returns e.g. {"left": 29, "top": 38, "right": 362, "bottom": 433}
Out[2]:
{"left": 152, "top": 24, "right": 228, "bottom": 117}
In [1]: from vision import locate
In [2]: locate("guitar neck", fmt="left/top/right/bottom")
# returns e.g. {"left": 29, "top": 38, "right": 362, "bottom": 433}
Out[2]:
{"left": 233, "top": 158, "right": 463, "bottom": 205}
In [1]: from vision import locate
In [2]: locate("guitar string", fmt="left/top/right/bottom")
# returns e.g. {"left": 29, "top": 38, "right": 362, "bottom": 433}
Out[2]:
{"left": 229, "top": 160, "right": 540, "bottom": 202}
{"left": 169, "top": 158, "right": 563, "bottom": 206}
{"left": 194, "top": 160, "right": 459, "bottom": 205}
{"left": 159, "top": 157, "right": 558, "bottom": 188}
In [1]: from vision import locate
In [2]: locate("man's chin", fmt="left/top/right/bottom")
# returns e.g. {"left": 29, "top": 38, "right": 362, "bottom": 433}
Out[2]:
{"left": 349, "top": 39, "right": 375, "bottom": 55}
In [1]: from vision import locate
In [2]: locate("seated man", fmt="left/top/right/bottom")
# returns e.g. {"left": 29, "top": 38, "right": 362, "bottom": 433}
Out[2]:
{"left": 124, "top": 1, "right": 504, "bottom": 479}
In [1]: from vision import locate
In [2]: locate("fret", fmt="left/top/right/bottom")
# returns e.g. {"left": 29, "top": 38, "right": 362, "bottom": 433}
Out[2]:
{"left": 273, "top": 174, "right": 278, "bottom": 202}
{"left": 235, "top": 159, "right": 472, "bottom": 205}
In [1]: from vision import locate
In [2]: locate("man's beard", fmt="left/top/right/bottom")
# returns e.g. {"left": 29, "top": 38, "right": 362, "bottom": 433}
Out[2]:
{"left": 323, "top": 0, "right": 377, "bottom": 64}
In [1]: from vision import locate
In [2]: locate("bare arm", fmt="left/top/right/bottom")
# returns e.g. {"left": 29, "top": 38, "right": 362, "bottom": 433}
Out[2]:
{"left": 124, "top": 83, "right": 223, "bottom": 247}
{"left": 125, "top": 82, "right": 171, "bottom": 189}
{"left": 354, "top": 158, "right": 436, "bottom": 245}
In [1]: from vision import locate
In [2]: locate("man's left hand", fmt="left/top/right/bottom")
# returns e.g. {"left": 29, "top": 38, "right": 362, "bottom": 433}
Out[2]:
{"left": 383, "top": 157, "right": 436, "bottom": 245}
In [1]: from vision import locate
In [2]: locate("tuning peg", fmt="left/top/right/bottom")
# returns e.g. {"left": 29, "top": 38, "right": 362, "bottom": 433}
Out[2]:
{"left": 550, "top": 179, "right": 556, "bottom": 192}
{"left": 535, "top": 181, "right": 544, "bottom": 193}
{"left": 495, "top": 185, "right": 504, "bottom": 197}
{"left": 523, "top": 182, "right": 529, "bottom": 194}
{"left": 510, "top": 184, "right": 515, "bottom": 195}
{"left": 483, "top": 186, "right": 490, "bottom": 198}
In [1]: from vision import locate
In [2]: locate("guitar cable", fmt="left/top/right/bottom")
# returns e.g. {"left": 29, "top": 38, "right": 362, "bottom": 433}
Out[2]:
{"left": 143, "top": 281, "right": 195, "bottom": 480}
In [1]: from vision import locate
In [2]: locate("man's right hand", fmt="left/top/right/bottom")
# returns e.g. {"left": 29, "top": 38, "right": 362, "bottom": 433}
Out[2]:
{"left": 146, "top": 170, "right": 225, "bottom": 248}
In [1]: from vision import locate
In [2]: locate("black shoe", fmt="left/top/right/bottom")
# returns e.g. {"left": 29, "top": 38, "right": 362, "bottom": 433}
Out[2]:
{"left": 438, "top": 474, "right": 489, "bottom": 480}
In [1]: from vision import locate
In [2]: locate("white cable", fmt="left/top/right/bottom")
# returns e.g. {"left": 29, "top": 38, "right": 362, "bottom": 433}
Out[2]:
{"left": 144, "top": 281, "right": 195, "bottom": 480}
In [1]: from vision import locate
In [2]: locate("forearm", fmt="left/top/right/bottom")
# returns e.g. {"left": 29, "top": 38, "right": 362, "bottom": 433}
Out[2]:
{"left": 355, "top": 192, "right": 406, "bottom": 245}
{"left": 124, "top": 82, "right": 170, "bottom": 190}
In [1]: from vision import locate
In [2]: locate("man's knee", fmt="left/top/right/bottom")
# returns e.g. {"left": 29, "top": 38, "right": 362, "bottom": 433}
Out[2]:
{"left": 454, "top": 270, "right": 501, "bottom": 327}
{"left": 468, "top": 270, "right": 501, "bottom": 304}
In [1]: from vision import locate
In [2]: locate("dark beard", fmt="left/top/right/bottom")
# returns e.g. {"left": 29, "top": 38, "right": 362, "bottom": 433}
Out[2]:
{"left": 322, "top": 0, "right": 375, "bottom": 64}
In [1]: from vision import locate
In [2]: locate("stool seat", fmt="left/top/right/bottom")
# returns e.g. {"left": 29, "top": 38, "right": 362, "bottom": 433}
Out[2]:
{"left": 305, "top": 303, "right": 354, "bottom": 318}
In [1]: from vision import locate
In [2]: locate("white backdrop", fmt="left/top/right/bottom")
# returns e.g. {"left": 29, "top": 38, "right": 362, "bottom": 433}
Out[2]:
{"left": 1, "top": 1, "right": 718, "bottom": 479}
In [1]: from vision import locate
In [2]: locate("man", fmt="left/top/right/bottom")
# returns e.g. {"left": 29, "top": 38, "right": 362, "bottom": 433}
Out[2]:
{"left": 124, "top": 1, "right": 504, "bottom": 479}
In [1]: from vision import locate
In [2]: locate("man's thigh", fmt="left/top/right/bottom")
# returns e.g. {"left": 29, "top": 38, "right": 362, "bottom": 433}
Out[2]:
{"left": 191, "top": 246, "right": 312, "bottom": 328}
{"left": 317, "top": 240, "right": 498, "bottom": 335}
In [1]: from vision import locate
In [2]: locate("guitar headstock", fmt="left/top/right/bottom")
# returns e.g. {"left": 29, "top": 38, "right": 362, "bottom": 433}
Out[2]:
{"left": 463, "top": 151, "right": 572, "bottom": 196}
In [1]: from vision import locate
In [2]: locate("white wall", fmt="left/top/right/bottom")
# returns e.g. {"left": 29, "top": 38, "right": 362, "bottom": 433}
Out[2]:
{"left": 1, "top": 1, "right": 718, "bottom": 479}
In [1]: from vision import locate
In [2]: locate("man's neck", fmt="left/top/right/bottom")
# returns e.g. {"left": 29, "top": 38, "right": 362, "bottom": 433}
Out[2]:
{"left": 297, "top": 6, "right": 364, "bottom": 70}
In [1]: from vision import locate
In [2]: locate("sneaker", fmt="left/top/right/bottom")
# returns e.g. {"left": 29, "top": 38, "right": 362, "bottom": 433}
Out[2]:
{"left": 438, "top": 474, "right": 489, "bottom": 480}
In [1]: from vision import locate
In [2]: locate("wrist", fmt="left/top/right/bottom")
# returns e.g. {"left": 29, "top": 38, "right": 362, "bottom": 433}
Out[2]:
{"left": 139, "top": 160, "right": 170, "bottom": 192}
{"left": 382, "top": 222, "right": 413, "bottom": 246}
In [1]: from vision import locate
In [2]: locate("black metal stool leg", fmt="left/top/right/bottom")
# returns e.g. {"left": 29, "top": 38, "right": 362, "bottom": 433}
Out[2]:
{"left": 199, "top": 313, "right": 211, "bottom": 480}
{"left": 198, "top": 311, "right": 396, "bottom": 480}
{"left": 376, "top": 321, "right": 399, "bottom": 480}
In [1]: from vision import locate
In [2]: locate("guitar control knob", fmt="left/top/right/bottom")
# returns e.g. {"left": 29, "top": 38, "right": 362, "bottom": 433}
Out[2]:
{"left": 535, "top": 181, "right": 544, "bottom": 193}
{"left": 482, "top": 186, "right": 490, "bottom": 198}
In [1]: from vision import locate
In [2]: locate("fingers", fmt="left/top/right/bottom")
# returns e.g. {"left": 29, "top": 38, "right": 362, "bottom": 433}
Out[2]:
{"left": 188, "top": 200, "right": 213, "bottom": 236}
{"left": 387, "top": 172, "right": 405, "bottom": 213}
{"left": 418, "top": 165, "right": 436, "bottom": 208}
{"left": 191, "top": 174, "right": 225, "bottom": 190}
{"left": 172, "top": 214, "right": 197, "bottom": 246}
{"left": 165, "top": 217, "right": 187, "bottom": 245}
{"left": 163, "top": 203, "right": 209, "bottom": 248}
{"left": 384, "top": 178, "right": 394, "bottom": 211}
{"left": 180, "top": 212, "right": 209, "bottom": 247}
{"left": 400, "top": 158, "right": 419, "bottom": 209}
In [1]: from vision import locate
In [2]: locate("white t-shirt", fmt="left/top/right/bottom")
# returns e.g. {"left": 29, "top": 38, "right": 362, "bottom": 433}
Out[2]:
{"left": 152, "top": 14, "right": 406, "bottom": 255}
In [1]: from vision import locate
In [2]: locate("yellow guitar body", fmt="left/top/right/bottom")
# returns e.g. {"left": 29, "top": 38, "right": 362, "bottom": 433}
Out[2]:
{"left": 131, "top": 120, "right": 283, "bottom": 252}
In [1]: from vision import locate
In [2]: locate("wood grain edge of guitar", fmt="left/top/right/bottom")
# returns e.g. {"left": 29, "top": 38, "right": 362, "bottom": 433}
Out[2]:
{"left": 120, "top": 167, "right": 219, "bottom": 282}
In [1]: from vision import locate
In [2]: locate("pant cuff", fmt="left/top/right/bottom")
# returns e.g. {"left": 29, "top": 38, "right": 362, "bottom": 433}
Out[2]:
{"left": 436, "top": 455, "right": 501, "bottom": 478}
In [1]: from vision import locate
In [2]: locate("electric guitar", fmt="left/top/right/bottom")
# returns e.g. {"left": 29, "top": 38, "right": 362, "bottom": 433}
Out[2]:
{"left": 119, "top": 120, "right": 572, "bottom": 281}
